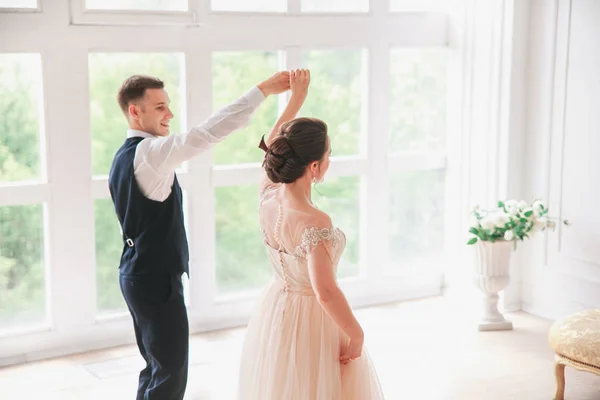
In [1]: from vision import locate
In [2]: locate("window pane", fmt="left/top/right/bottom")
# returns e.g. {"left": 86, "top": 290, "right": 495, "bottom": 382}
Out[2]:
{"left": 0, "top": 204, "right": 45, "bottom": 330}
{"left": 211, "top": 0, "right": 285, "bottom": 12}
{"left": 390, "top": 49, "right": 448, "bottom": 152}
{"left": 0, "top": 53, "right": 43, "bottom": 183}
{"left": 215, "top": 184, "right": 270, "bottom": 293}
{"left": 89, "top": 53, "right": 185, "bottom": 177}
{"left": 389, "top": 170, "right": 445, "bottom": 270}
{"left": 300, "top": 49, "right": 366, "bottom": 157}
{"left": 0, "top": 0, "right": 36, "bottom": 7}
{"left": 95, "top": 199, "right": 127, "bottom": 314}
{"left": 212, "top": 51, "right": 279, "bottom": 165}
{"left": 313, "top": 176, "right": 361, "bottom": 278}
{"left": 302, "top": 0, "right": 368, "bottom": 12}
{"left": 86, "top": 0, "right": 187, "bottom": 11}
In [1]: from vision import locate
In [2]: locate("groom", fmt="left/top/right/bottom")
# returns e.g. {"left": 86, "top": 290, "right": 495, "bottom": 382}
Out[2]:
{"left": 108, "top": 71, "right": 290, "bottom": 400}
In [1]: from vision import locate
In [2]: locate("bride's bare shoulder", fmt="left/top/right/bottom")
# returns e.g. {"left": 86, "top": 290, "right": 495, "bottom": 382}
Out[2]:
{"left": 302, "top": 207, "right": 332, "bottom": 230}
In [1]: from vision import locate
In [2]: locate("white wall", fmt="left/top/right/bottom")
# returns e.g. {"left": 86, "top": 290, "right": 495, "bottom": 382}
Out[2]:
{"left": 443, "top": 0, "right": 530, "bottom": 314}
{"left": 521, "top": 0, "right": 600, "bottom": 320}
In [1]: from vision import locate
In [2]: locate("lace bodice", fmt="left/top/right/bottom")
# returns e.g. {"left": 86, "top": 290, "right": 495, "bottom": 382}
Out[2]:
{"left": 259, "top": 185, "right": 346, "bottom": 295}
{"left": 294, "top": 226, "right": 344, "bottom": 259}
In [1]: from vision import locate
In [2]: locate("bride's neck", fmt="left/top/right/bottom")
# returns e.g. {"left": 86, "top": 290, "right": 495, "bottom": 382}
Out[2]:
{"left": 283, "top": 176, "right": 312, "bottom": 204}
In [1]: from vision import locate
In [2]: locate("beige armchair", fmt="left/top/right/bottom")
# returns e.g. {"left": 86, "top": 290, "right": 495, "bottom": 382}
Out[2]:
{"left": 548, "top": 309, "right": 600, "bottom": 400}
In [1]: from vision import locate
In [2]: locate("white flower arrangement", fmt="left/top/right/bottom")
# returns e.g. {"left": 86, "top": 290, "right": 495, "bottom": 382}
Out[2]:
{"left": 467, "top": 199, "right": 558, "bottom": 248}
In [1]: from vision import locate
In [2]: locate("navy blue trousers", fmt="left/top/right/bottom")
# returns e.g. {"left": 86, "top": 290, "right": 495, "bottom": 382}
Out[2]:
{"left": 120, "top": 273, "right": 189, "bottom": 400}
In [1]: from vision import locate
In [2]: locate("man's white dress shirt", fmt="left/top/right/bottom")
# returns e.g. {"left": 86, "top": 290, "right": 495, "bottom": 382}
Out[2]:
{"left": 127, "top": 86, "right": 265, "bottom": 202}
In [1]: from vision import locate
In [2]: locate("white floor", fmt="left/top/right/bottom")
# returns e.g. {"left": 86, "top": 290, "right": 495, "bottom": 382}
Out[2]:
{"left": 1, "top": 295, "right": 599, "bottom": 399}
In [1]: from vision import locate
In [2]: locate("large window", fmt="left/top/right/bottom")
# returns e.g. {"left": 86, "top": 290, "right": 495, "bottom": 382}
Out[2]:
{"left": 0, "top": 0, "right": 457, "bottom": 363}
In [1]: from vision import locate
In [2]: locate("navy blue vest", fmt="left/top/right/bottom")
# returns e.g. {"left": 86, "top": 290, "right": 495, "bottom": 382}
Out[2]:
{"left": 108, "top": 137, "right": 189, "bottom": 276}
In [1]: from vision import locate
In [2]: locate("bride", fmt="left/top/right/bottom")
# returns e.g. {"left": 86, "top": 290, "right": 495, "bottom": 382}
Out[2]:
{"left": 237, "top": 69, "right": 384, "bottom": 400}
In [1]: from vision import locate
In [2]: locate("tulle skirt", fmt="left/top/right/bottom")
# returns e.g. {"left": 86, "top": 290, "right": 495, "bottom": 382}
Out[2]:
{"left": 238, "top": 283, "right": 385, "bottom": 399}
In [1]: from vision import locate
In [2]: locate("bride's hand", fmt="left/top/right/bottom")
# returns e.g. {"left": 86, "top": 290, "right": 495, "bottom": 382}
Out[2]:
{"left": 290, "top": 69, "right": 310, "bottom": 100}
{"left": 339, "top": 335, "right": 364, "bottom": 365}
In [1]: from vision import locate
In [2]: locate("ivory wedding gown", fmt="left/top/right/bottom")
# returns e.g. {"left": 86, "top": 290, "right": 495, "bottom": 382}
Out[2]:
{"left": 237, "top": 185, "right": 384, "bottom": 399}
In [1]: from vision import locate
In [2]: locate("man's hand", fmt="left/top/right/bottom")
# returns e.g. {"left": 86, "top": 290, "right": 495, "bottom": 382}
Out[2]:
{"left": 257, "top": 71, "right": 291, "bottom": 97}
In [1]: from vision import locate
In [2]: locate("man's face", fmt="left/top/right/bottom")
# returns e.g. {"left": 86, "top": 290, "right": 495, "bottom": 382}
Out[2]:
{"left": 129, "top": 88, "right": 173, "bottom": 137}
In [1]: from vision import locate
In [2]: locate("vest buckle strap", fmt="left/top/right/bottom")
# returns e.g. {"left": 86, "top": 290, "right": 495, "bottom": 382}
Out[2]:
{"left": 126, "top": 238, "right": 134, "bottom": 247}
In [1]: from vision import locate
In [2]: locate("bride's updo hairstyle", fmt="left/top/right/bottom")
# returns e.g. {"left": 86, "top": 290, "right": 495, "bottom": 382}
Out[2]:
{"left": 263, "top": 117, "right": 328, "bottom": 184}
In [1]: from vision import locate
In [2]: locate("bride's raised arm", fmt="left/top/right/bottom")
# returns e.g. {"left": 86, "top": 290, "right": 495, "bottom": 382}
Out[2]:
{"left": 265, "top": 69, "right": 310, "bottom": 147}
{"left": 258, "top": 69, "right": 310, "bottom": 193}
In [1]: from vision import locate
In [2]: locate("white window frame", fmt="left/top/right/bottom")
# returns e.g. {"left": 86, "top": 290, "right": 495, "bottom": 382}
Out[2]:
{"left": 0, "top": 0, "right": 465, "bottom": 365}
{"left": 68, "top": 0, "right": 380, "bottom": 26}
{"left": 69, "top": 0, "right": 199, "bottom": 27}
{"left": 0, "top": 0, "right": 40, "bottom": 12}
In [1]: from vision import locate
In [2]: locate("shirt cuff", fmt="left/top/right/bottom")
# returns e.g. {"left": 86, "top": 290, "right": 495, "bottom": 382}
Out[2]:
{"left": 244, "top": 86, "right": 266, "bottom": 107}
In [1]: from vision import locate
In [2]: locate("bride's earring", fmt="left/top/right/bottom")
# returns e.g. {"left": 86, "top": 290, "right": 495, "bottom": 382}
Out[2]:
{"left": 312, "top": 172, "right": 323, "bottom": 184}
{"left": 312, "top": 174, "right": 323, "bottom": 196}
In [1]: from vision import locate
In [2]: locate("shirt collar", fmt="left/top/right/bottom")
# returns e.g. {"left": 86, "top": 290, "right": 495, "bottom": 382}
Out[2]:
{"left": 127, "top": 129, "right": 155, "bottom": 139}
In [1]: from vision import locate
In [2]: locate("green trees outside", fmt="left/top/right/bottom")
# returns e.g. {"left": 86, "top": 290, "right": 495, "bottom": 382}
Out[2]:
{"left": 0, "top": 54, "right": 45, "bottom": 328}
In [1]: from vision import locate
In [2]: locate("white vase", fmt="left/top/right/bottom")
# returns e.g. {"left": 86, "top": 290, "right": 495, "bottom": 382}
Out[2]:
{"left": 473, "top": 240, "right": 514, "bottom": 331}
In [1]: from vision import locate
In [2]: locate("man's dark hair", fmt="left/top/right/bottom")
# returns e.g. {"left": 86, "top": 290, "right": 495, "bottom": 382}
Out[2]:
{"left": 117, "top": 75, "right": 164, "bottom": 116}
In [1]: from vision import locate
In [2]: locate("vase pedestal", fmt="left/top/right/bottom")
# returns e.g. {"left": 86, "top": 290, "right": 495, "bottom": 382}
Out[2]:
{"left": 473, "top": 241, "right": 514, "bottom": 331}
